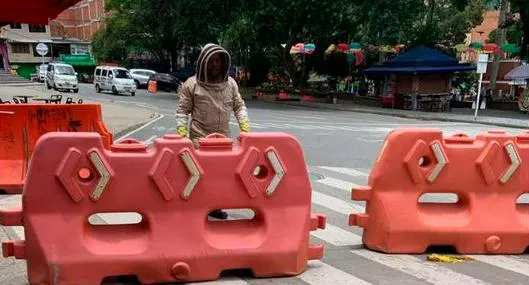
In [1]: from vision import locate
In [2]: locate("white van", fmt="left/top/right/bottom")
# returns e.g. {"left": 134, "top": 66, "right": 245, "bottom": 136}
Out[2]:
{"left": 94, "top": 66, "right": 136, "bottom": 96}
{"left": 46, "top": 63, "right": 79, "bottom": 93}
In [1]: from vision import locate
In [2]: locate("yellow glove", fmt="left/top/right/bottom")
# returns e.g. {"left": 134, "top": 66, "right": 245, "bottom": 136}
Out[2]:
{"left": 240, "top": 120, "right": 250, "bottom": 132}
{"left": 177, "top": 125, "right": 188, "bottom": 137}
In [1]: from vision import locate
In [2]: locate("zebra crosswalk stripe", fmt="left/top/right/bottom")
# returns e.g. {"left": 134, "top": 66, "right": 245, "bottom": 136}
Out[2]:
{"left": 319, "top": 166, "right": 369, "bottom": 177}
{"left": 351, "top": 249, "right": 491, "bottom": 285}
{"left": 299, "top": 261, "right": 374, "bottom": 285}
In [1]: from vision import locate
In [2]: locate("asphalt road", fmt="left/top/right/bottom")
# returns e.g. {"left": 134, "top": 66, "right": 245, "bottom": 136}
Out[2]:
{"left": 2, "top": 84, "right": 529, "bottom": 285}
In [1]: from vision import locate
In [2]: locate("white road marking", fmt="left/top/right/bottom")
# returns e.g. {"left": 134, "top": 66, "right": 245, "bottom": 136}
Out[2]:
{"left": 115, "top": 113, "right": 165, "bottom": 142}
{"left": 316, "top": 176, "right": 360, "bottom": 193}
{"left": 319, "top": 166, "right": 369, "bottom": 177}
{"left": 143, "top": 135, "right": 157, "bottom": 145}
{"left": 357, "top": 137, "right": 384, "bottom": 143}
{"left": 351, "top": 249, "right": 491, "bottom": 285}
{"left": 310, "top": 224, "right": 362, "bottom": 246}
{"left": 312, "top": 191, "right": 365, "bottom": 213}
{"left": 299, "top": 260, "right": 373, "bottom": 285}
{"left": 467, "top": 255, "right": 529, "bottom": 278}
{"left": 188, "top": 277, "right": 251, "bottom": 284}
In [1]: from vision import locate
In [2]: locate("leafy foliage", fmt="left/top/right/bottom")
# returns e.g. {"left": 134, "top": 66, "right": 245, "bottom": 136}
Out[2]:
{"left": 92, "top": 0, "right": 504, "bottom": 80}
{"left": 511, "top": 0, "right": 529, "bottom": 59}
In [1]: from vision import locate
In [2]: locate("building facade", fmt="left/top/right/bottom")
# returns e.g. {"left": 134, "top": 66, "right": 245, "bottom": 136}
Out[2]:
{"left": 0, "top": 0, "right": 105, "bottom": 79}
{"left": 0, "top": 23, "right": 53, "bottom": 78}
{"left": 50, "top": 0, "right": 105, "bottom": 41}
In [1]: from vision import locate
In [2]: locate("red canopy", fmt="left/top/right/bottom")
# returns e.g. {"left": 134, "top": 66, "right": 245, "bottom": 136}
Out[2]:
{"left": 0, "top": 0, "right": 82, "bottom": 24}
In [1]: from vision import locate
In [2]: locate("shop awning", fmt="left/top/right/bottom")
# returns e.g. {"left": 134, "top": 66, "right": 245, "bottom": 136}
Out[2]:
{"left": 0, "top": 0, "right": 82, "bottom": 24}
{"left": 505, "top": 64, "right": 528, "bottom": 80}
{"left": 364, "top": 46, "right": 477, "bottom": 75}
{"left": 60, "top": 54, "right": 96, "bottom": 67}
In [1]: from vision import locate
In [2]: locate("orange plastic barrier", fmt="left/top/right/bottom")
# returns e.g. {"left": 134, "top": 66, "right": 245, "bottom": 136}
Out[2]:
{"left": 148, "top": 80, "right": 158, "bottom": 93}
{"left": 0, "top": 132, "right": 326, "bottom": 284}
{"left": 350, "top": 129, "right": 529, "bottom": 254}
{"left": 0, "top": 104, "right": 113, "bottom": 194}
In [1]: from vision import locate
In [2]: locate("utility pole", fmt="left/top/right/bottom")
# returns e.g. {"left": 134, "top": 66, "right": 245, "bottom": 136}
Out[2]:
{"left": 489, "top": 0, "right": 511, "bottom": 95}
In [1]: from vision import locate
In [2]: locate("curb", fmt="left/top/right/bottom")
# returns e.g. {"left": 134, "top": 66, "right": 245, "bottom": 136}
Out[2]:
{"left": 265, "top": 100, "right": 528, "bottom": 130}
{"left": 0, "top": 82, "right": 42, "bottom": 87}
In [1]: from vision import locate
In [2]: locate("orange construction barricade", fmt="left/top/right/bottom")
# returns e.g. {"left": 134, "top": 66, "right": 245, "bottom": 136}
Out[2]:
{"left": 0, "top": 104, "right": 113, "bottom": 194}
{"left": 350, "top": 128, "right": 529, "bottom": 254}
{"left": 148, "top": 80, "right": 158, "bottom": 93}
{"left": 0, "top": 132, "right": 326, "bottom": 284}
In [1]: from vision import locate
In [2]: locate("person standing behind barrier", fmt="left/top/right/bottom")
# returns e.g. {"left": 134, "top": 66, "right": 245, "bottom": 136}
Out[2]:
{"left": 176, "top": 43, "right": 251, "bottom": 220}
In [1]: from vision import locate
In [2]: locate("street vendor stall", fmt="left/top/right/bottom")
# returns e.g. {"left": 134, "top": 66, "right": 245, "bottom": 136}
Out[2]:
{"left": 363, "top": 46, "right": 476, "bottom": 112}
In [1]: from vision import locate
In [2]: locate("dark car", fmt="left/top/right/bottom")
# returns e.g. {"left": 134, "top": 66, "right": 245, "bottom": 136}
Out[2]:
{"left": 148, "top": 73, "right": 182, "bottom": 92}
{"left": 171, "top": 67, "right": 195, "bottom": 82}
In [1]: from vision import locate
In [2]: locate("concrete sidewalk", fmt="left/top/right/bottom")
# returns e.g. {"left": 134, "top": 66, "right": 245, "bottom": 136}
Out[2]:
{"left": 260, "top": 99, "right": 529, "bottom": 129}
{"left": 0, "top": 85, "right": 158, "bottom": 138}
{"left": 239, "top": 87, "right": 529, "bottom": 129}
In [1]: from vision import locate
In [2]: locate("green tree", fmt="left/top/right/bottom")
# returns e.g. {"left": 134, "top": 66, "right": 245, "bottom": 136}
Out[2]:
{"left": 488, "top": 21, "right": 524, "bottom": 46}
{"left": 93, "top": 0, "right": 242, "bottom": 70}
{"left": 220, "top": 0, "right": 363, "bottom": 86}
{"left": 511, "top": 0, "right": 529, "bottom": 59}
{"left": 354, "top": 0, "right": 424, "bottom": 46}
{"left": 416, "top": 0, "right": 485, "bottom": 45}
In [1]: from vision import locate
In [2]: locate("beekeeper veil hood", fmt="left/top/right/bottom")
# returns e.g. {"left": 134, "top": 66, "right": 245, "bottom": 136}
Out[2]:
{"left": 196, "top": 43, "right": 231, "bottom": 84}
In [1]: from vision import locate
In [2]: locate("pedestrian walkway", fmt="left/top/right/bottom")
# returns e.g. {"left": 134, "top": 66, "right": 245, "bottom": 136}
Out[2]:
{"left": 257, "top": 99, "right": 529, "bottom": 129}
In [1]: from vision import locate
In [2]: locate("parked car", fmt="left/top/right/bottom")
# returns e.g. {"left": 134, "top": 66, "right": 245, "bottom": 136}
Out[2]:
{"left": 171, "top": 66, "right": 195, "bottom": 82}
{"left": 37, "top": 64, "right": 48, "bottom": 82}
{"left": 94, "top": 66, "right": 136, "bottom": 96}
{"left": 148, "top": 73, "right": 182, "bottom": 92}
{"left": 130, "top": 69, "right": 156, "bottom": 88}
{"left": 46, "top": 63, "right": 79, "bottom": 93}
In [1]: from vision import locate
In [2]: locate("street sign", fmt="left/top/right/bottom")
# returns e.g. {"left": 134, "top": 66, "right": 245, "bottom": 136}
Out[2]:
{"left": 476, "top": 54, "right": 489, "bottom": 74}
{"left": 474, "top": 53, "right": 489, "bottom": 119}
{"left": 36, "top": 43, "right": 48, "bottom": 56}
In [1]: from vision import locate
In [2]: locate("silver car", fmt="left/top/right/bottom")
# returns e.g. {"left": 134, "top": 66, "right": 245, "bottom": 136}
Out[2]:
{"left": 130, "top": 69, "right": 156, "bottom": 88}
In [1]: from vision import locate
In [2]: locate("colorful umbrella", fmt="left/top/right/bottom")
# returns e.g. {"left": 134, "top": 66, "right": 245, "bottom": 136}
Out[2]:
{"left": 501, "top": 43, "right": 521, "bottom": 54}
{"left": 455, "top": 44, "right": 468, "bottom": 53}
{"left": 304, "top": 43, "right": 316, "bottom": 54}
{"left": 337, "top": 43, "right": 349, "bottom": 53}
{"left": 290, "top": 43, "right": 305, "bottom": 54}
{"left": 469, "top": 42, "right": 484, "bottom": 50}
{"left": 347, "top": 53, "right": 355, "bottom": 65}
{"left": 349, "top": 42, "right": 362, "bottom": 51}
{"left": 483, "top": 43, "right": 498, "bottom": 53}
{"left": 395, "top": 44, "right": 406, "bottom": 53}
{"left": 379, "top": 45, "right": 395, "bottom": 53}
{"left": 352, "top": 50, "right": 364, "bottom": 66}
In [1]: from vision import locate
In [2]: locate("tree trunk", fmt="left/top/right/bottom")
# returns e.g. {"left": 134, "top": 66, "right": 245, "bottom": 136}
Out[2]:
{"left": 490, "top": 0, "right": 510, "bottom": 94}
{"left": 170, "top": 49, "right": 178, "bottom": 72}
